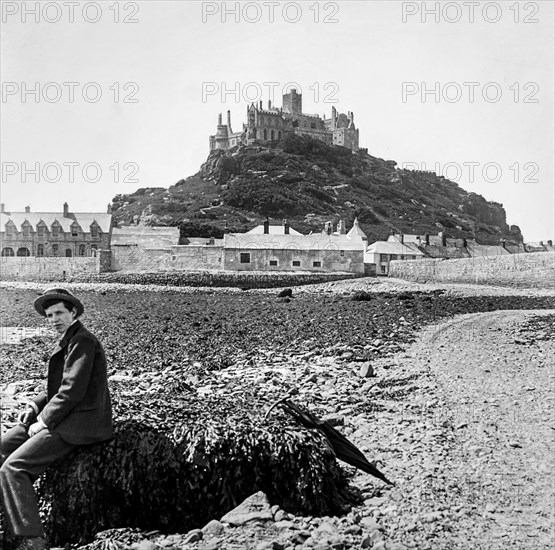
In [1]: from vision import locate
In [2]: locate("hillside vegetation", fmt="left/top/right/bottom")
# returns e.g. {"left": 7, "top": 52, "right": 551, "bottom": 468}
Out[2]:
{"left": 111, "top": 135, "right": 522, "bottom": 244}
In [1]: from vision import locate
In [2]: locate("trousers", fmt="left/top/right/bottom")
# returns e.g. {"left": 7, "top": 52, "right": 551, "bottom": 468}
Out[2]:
{"left": 0, "top": 424, "right": 75, "bottom": 537}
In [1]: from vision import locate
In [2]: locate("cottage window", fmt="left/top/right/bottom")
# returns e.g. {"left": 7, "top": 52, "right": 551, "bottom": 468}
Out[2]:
{"left": 1, "top": 247, "right": 14, "bottom": 256}
{"left": 313, "top": 261, "right": 322, "bottom": 267}
{"left": 52, "top": 225, "right": 59, "bottom": 238}
{"left": 5, "top": 225, "right": 14, "bottom": 237}
{"left": 90, "top": 245, "right": 97, "bottom": 257}
{"left": 90, "top": 226, "right": 99, "bottom": 238}
{"left": 292, "top": 260, "right": 301, "bottom": 267}
{"left": 79, "top": 244, "right": 86, "bottom": 256}
{"left": 380, "top": 254, "right": 388, "bottom": 263}
{"left": 66, "top": 249, "right": 72, "bottom": 257}
{"left": 381, "top": 265, "right": 387, "bottom": 274}
{"left": 71, "top": 226, "right": 79, "bottom": 237}
{"left": 52, "top": 244, "right": 59, "bottom": 256}
{"left": 269, "top": 260, "right": 278, "bottom": 266}
{"left": 390, "top": 254, "right": 397, "bottom": 261}
{"left": 411, "top": 255, "right": 417, "bottom": 260}
{"left": 17, "top": 247, "right": 30, "bottom": 257}
{"left": 240, "top": 252, "right": 251, "bottom": 264}
{"left": 400, "top": 255, "right": 405, "bottom": 260}
{"left": 22, "top": 225, "right": 30, "bottom": 237}
{"left": 37, "top": 244, "right": 44, "bottom": 256}
{"left": 340, "top": 250, "right": 345, "bottom": 257}
{"left": 37, "top": 225, "right": 45, "bottom": 237}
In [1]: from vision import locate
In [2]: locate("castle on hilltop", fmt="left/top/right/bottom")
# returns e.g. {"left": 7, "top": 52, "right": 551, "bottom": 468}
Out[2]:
{"left": 209, "top": 88, "right": 360, "bottom": 153}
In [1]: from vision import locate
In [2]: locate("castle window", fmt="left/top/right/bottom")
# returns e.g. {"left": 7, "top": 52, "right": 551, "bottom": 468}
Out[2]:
{"left": 278, "top": 131, "right": 282, "bottom": 139}
{"left": 66, "top": 249, "right": 72, "bottom": 257}
{"left": 1, "top": 247, "right": 14, "bottom": 256}
{"left": 263, "top": 129, "right": 267, "bottom": 140}
{"left": 269, "top": 260, "right": 278, "bottom": 266}
{"left": 240, "top": 252, "right": 251, "bottom": 264}
{"left": 17, "top": 247, "right": 30, "bottom": 257}
{"left": 292, "top": 260, "right": 301, "bottom": 267}
{"left": 313, "top": 261, "right": 322, "bottom": 267}
{"left": 37, "top": 244, "right": 44, "bottom": 256}
{"left": 271, "top": 130, "right": 275, "bottom": 141}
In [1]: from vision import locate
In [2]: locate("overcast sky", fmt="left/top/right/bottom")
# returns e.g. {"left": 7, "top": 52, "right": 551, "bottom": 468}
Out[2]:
{"left": 1, "top": 0, "right": 553, "bottom": 241}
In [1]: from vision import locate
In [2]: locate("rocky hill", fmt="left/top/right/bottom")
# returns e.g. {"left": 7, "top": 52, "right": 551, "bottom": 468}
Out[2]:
{"left": 111, "top": 135, "right": 522, "bottom": 244}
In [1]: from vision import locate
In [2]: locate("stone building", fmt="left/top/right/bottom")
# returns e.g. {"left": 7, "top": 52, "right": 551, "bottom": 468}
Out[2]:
{"left": 223, "top": 218, "right": 367, "bottom": 274}
{"left": 209, "top": 88, "right": 359, "bottom": 152}
{"left": 0, "top": 203, "right": 112, "bottom": 257}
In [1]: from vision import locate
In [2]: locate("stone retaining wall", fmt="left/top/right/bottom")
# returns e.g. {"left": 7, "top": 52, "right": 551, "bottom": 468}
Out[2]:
{"left": 389, "top": 251, "right": 555, "bottom": 289}
{"left": 63, "top": 270, "right": 360, "bottom": 289}
{"left": 0, "top": 253, "right": 110, "bottom": 281}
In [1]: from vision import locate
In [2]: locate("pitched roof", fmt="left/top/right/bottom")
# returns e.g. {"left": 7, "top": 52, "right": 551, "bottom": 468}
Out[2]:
{"left": 366, "top": 241, "right": 424, "bottom": 255}
{"left": 0, "top": 212, "right": 112, "bottom": 233}
{"left": 224, "top": 233, "right": 365, "bottom": 251}
{"left": 346, "top": 218, "right": 367, "bottom": 240}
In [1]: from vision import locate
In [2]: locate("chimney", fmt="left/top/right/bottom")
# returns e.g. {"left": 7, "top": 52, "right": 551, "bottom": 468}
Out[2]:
{"left": 218, "top": 113, "right": 222, "bottom": 125}
{"left": 63, "top": 202, "right": 69, "bottom": 217}
{"left": 425, "top": 233, "right": 430, "bottom": 246}
{"left": 548, "top": 240, "right": 553, "bottom": 247}
{"left": 25, "top": 206, "right": 30, "bottom": 213}
{"left": 107, "top": 204, "right": 112, "bottom": 214}
{"left": 208, "top": 237, "right": 215, "bottom": 245}
{"left": 539, "top": 240, "right": 544, "bottom": 247}
{"left": 0, "top": 203, "right": 4, "bottom": 213}
{"left": 259, "top": 100, "right": 263, "bottom": 109}
{"left": 337, "top": 220, "right": 346, "bottom": 235}
{"left": 326, "top": 221, "right": 332, "bottom": 236}
{"left": 283, "top": 219, "right": 289, "bottom": 235}
{"left": 441, "top": 232, "right": 447, "bottom": 247}
{"left": 500, "top": 239, "right": 507, "bottom": 250}
{"left": 268, "top": 99, "right": 272, "bottom": 109}
{"left": 227, "top": 110, "right": 232, "bottom": 131}
{"left": 263, "top": 217, "right": 270, "bottom": 234}
{"left": 400, "top": 234, "right": 404, "bottom": 244}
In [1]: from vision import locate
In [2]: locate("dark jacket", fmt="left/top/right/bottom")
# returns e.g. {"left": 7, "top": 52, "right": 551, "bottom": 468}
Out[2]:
{"left": 32, "top": 320, "right": 113, "bottom": 445}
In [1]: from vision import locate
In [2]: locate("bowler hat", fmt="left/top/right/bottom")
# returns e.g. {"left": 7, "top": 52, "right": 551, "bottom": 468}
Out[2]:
{"left": 34, "top": 288, "right": 85, "bottom": 317}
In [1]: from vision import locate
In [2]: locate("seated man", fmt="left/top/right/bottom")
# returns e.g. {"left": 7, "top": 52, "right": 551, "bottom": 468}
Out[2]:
{"left": 0, "top": 288, "right": 113, "bottom": 550}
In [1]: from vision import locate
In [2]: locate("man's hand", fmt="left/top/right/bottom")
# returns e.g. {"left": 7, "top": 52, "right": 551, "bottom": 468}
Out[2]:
{"left": 28, "top": 418, "right": 47, "bottom": 437}
{"left": 18, "top": 407, "right": 37, "bottom": 428}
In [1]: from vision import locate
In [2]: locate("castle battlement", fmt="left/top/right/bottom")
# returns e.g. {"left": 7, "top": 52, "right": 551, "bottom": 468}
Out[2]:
{"left": 209, "top": 88, "right": 359, "bottom": 153}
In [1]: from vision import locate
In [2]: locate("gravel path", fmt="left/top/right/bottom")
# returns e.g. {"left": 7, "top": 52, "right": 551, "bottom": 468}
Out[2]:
{"left": 360, "top": 308, "right": 555, "bottom": 550}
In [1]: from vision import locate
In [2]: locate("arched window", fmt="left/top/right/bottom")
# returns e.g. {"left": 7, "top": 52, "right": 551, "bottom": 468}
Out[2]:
{"left": 79, "top": 244, "right": 86, "bottom": 256}
{"left": 271, "top": 130, "right": 275, "bottom": 141}
{"left": 278, "top": 130, "right": 282, "bottom": 140}
{"left": 17, "top": 247, "right": 30, "bottom": 257}
{"left": 1, "top": 247, "right": 14, "bottom": 257}
{"left": 263, "top": 129, "right": 267, "bottom": 140}
{"left": 52, "top": 244, "right": 59, "bottom": 256}
{"left": 252, "top": 128, "right": 257, "bottom": 138}
{"left": 37, "top": 244, "right": 44, "bottom": 257}
{"left": 65, "top": 249, "right": 72, "bottom": 257}
{"left": 90, "top": 245, "right": 97, "bottom": 257}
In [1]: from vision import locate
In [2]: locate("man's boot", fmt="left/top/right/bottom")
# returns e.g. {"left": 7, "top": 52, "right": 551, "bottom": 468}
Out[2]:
{"left": 15, "top": 537, "right": 47, "bottom": 550}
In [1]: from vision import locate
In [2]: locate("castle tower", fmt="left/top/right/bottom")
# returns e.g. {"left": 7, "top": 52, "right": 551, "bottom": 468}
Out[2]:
{"left": 331, "top": 106, "right": 337, "bottom": 130}
{"left": 282, "top": 88, "right": 302, "bottom": 115}
{"left": 215, "top": 113, "right": 230, "bottom": 150}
